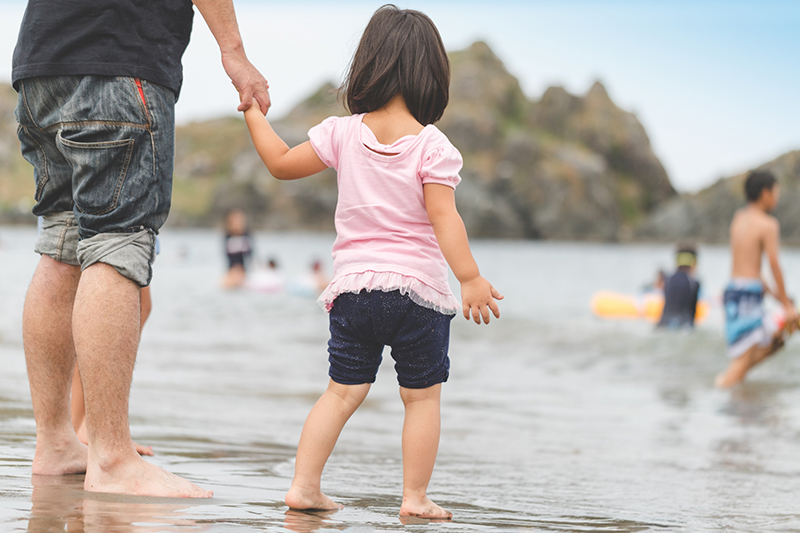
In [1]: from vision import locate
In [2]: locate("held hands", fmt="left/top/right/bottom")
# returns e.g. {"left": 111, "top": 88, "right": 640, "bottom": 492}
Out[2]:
{"left": 461, "top": 276, "right": 503, "bottom": 324}
{"left": 224, "top": 49, "right": 271, "bottom": 114}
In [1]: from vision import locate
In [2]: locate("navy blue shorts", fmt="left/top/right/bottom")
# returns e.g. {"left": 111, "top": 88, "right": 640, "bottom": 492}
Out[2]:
{"left": 328, "top": 290, "right": 453, "bottom": 389}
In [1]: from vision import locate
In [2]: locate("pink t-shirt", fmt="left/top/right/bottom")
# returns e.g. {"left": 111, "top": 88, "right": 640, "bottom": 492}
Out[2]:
{"left": 308, "top": 113, "right": 462, "bottom": 315}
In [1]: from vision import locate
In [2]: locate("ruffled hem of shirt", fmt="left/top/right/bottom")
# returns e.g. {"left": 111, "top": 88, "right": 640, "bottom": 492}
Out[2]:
{"left": 318, "top": 271, "right": 460, "bottom": 316}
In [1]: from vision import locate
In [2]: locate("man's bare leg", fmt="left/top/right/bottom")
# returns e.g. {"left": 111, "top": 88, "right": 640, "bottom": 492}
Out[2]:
{"left": 72, "top": 367, "right": 153, "bottom": 456}
{"left": 71, "top": 286, "right": 154, "bottom": 456}
{"left": 398, "top": 384, "right": 451, "bottom": 520}
{"left": 23, "top": 255, "right": 87, "bottom": 475}
{"left": 74, "top": 263, "right": 211, "bottom": 497}
{"left": 285, "top": 380, "right": 369, "bottom": 511}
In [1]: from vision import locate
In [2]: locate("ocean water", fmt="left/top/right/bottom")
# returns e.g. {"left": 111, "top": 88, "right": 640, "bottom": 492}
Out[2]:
{"left": 2, "top": 226, "right": 800, "bottom": 532}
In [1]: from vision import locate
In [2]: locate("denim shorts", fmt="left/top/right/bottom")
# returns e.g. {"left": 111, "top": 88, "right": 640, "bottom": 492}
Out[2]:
{"left": 15, "top": 75, "right": 176, "bottom": 286}
{"left": 328, "top": 290, "right": 453, "bottom": 389}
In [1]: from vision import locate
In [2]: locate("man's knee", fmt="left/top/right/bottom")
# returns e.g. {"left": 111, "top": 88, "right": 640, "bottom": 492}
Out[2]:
{"left": 39, "top": 253, "right": 81, "bottom": 275}
{"left": 34, "top": 255, "right": 82, "bottom": 296}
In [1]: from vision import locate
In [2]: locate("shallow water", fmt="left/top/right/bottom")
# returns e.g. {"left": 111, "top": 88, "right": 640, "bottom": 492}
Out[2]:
{"left": 2, "top": 226, "right": 800, "bottom": 532}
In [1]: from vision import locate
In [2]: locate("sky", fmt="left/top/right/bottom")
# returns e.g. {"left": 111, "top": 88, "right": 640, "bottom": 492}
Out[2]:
{"left": 1, "top": 0, "right": 798, "bottom": 192}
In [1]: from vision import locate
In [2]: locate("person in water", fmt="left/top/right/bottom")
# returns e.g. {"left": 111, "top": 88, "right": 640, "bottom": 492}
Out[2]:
{"left": 242, "top": 5, "right": 503, "bottom": 519}
{"left": 716, "top": 170, "right": 799, "bottom": 388}
{"left": 222, "top": 209, "right": 254, "bottom": 289}
{"left": 643, "top": 270, "right": 666, "bottom": 294}
{"left": 657, "top": 244, "right": 700, "bottom": 329}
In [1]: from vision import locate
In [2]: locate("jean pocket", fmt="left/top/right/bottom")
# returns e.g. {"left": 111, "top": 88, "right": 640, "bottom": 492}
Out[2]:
{"left": 56, "top": 129, "right": 136, "bottom": 215}
{"left": 17, "top": 125, "right": 49, "bottom": 202}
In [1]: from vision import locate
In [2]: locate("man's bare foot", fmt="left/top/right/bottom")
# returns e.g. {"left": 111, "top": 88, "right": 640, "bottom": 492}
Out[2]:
{"left": 31, "top": 435, "right": 88, "bottom": 475}
{"left": 399, "top": 496, "right": 452, "bottom": 520}
{"left": 285, "top": 485, "right": 343, "bottom": 511}
{"left": 84, "top": 454, "right": 212, "bottom": 498}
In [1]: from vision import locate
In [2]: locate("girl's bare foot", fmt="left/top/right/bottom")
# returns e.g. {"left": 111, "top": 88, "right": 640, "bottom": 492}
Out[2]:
{"left": 285, "top": 486, "right": 342, "bottom": 511}
{"left": 31, "top": 435, "right": 88, "bottom": 475}
{"left": 399, "top": 496, "right": 452, "bottom": 520}
{"left": 84, "top": 454, "right": 212, "bottom": 498}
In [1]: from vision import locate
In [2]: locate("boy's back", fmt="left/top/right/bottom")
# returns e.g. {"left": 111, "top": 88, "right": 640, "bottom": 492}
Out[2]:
{"left": 729, "top": 206, "right": 779, "bottom": 279}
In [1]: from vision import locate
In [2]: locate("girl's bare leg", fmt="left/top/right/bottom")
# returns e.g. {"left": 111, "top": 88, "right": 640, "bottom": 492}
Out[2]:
{"left": 285, "top": 380, "right": 370, "bottom": 510}
{"left": 399, "top": 384, "right": 451, "bottom": 519}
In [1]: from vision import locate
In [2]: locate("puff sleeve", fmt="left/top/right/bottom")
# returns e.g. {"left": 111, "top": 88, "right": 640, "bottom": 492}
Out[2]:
{"left": 419, "top": 143, "right": 463, "bottom": 189}
{"left": 307, "top": 116, "right": 341, "bottom": 169}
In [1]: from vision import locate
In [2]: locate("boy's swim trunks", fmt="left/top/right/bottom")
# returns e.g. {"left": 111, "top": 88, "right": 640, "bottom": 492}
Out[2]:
{"left": 724, "top": 279, "right": 775, "bottom": 358}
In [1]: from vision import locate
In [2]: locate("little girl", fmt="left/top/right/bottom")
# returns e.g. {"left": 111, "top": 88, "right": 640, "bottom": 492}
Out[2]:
{"left": 242, "top": 5, "right": 502, "bottom": 519}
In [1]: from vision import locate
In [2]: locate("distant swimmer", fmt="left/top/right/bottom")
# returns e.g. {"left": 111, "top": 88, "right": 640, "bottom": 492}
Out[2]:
{"left": 310, "top": 260, "right": 330, "bottom": 294}
{"left": 657, "top": 244, "right": 700, "bottom": 329}
{"left": 715, "top": 171, "right": 800, "bottom": 388}
{"left": 222, "top": 209, "right": 254, "bottom": 289}
{"left": 641, "top": 270, "right": 666, "bottom": 294}
{"left": 247, "top": 256, "right": 286, "bottom": 293}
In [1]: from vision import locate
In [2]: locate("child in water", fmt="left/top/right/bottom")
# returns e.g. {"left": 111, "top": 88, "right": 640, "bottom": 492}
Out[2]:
{"left": 242, "top": 5, "right": 502, "bottom": 519}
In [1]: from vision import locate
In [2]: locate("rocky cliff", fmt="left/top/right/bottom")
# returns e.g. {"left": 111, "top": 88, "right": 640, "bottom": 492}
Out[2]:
{"left": 170, "top": 41, "right": 676, "bottom": 239}
{"left": 0, "top": 41, "right": 676, "bottom": 239}
{"left": 637, "top": 150, "right": 800, "bottom": 244}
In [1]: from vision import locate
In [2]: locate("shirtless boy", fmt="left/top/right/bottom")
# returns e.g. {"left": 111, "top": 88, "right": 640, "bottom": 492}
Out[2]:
{"left": 715, "top": 170, "right": 799, "bottom": 388}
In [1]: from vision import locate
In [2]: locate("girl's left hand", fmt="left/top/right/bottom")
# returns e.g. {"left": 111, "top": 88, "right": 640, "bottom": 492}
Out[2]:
{"left": 461, "top": 276, "right": 503, "bottom": 324}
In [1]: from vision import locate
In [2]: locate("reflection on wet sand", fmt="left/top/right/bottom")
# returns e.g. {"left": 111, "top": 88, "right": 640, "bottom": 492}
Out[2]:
{"left": 28, "top": 475, "right": 209, "bottom": 533}
{"left": 283, "top": 509, "right": 343, "bottom": 533}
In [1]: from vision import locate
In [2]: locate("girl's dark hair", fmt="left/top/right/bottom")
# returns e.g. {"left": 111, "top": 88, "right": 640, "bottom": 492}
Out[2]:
{"left": 341, "top": 4, "right": 450, "bottom": 125}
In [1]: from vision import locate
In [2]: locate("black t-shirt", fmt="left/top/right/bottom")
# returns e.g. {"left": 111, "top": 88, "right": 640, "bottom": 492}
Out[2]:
{"left": 657, "top": 270, "right": 700, "bottom": 328}
{"left": 12, "top": 0, "right": 195, "bottom": 96}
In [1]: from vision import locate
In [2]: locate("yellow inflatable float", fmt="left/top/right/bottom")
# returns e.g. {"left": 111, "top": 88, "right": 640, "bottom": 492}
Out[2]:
{"left": 591, "top": 291, "right": 709, "bottom": 324}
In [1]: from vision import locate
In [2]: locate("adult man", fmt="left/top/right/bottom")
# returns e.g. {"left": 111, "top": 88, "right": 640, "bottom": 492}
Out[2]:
{"left": 13, "top": 0, "right": 269, "bottom": 497}
{"left": 715, "top": 170, "right": 799, "bottom": 388}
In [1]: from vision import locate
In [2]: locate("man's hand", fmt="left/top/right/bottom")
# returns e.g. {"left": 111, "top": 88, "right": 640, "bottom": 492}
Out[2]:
{"left": 224, "top": 50, "right": 270, "bottom": 114}
{"left": 191, "top": 0, "right": 270, "bottom": 114}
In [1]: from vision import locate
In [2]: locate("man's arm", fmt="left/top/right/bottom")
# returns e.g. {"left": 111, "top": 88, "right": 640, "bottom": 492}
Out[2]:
{"left": 192, "top": 0, "right": 270, "bottom": 113}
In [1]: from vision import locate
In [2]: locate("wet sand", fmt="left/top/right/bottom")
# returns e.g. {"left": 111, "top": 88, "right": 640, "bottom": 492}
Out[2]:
{"left": 3, "top": 227, "right": 800, "bottom": 531}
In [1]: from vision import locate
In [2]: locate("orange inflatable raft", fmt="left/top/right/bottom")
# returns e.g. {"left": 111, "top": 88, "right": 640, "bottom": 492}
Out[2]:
{"left": 591, "top": 291, "right": 709, "bottom": 324}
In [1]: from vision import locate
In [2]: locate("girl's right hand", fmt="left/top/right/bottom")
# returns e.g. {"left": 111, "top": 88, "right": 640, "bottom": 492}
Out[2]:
{"left": 461, "top": 276, "right": 503, "bottom": 324}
